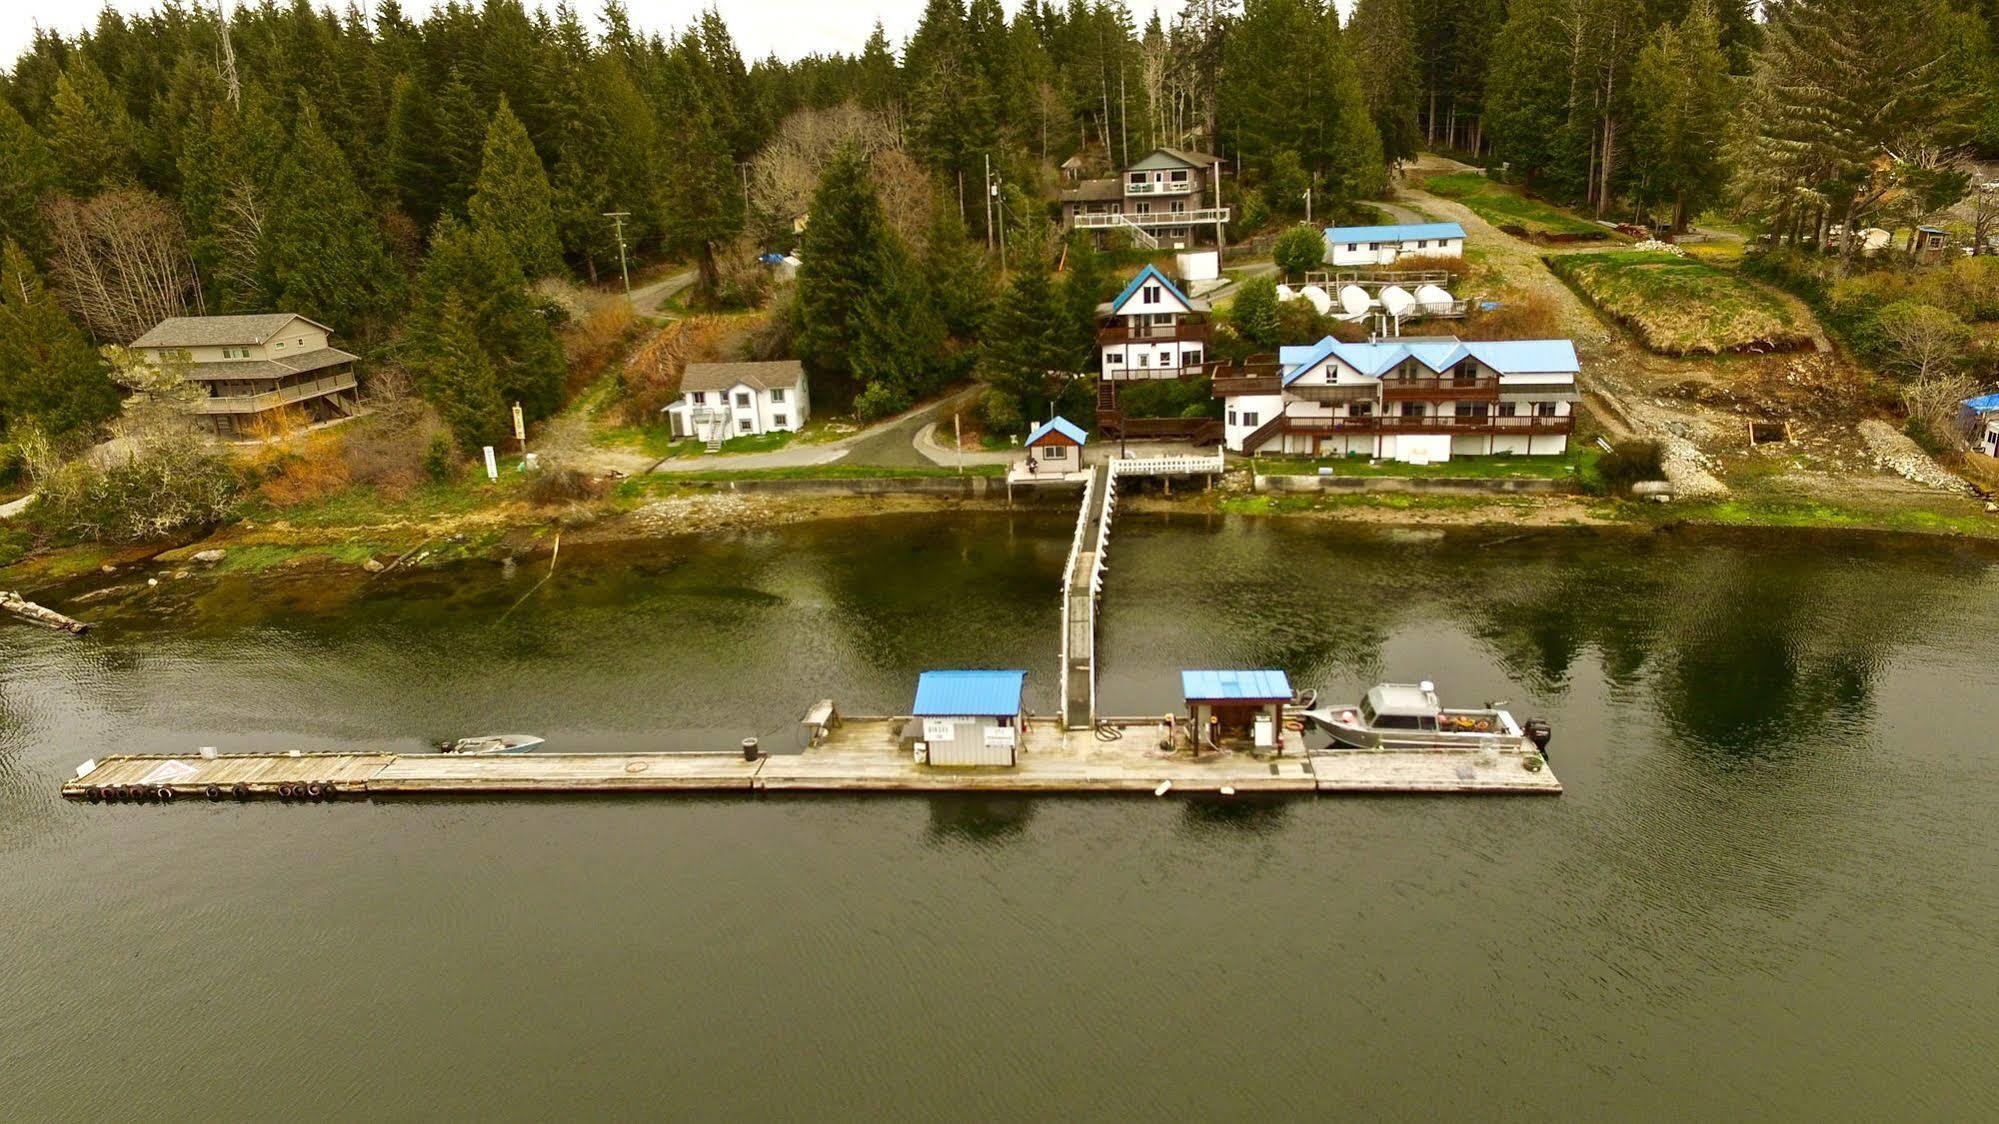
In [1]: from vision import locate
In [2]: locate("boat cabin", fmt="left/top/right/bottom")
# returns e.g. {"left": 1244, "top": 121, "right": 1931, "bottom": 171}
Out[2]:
{"left": 911, "top": 670, "right": 1027, "bottom": 767}
{"left": 1360, "top": 683, "right": 1443, "bottom": 731}
{"left": 1182, "top": 669, "right": 1292, "bottom": 749}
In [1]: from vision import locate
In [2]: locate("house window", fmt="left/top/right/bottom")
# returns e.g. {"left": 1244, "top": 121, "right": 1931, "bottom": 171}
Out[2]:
{"left": 1137, "top": 352, "right": 1150, "bottom": 368}
{"left": 1136, "top": 202, "right": 1151, "bottom": 214}
{"left": 1144, "top": 284, "right": 1161, "bottom": 303}
{"left": 1455, "top": 403, "right": 1488, "bottom": 419}
{"left": 1496, "top": 403, "right": 1518, "bottom": 418}
{"left": 1158, "top": 350, "right": 1172, "bottom": 367}
{"left": 1347, "top": 243, "right": 1359, "bottom": 252}
{"left": 738, "top": 418, "right": 753, "bottom": 433}
{"left": 773, "top": 413, "right": 788, "bottom": 428}
{"left": 770, "top": 388, "right": 786, "bottom": 403}
{"left": 1535, "top": 402, "right": 1559, "bottom": 418}
{"left": 735, "top": 392, "right": 751, "bottom": 408}
{"left": 1108, "top": 353, "right": 1124, "bottom": 365}
{"left": 1170, "top": 170, "right": 1188, "bottom": 183}
{"left": 692, "top": 391, "right": 706, "bottom": 404}
{"left": 1184, "top": 349, "right": 1203, "bottom": 367}
{"left": 1228, "top": 409, "right": 1238, "bottom": 425}
{"left": 1043, "top": 444, "right": 1068, "bottom": 460}
{"left": 1171, "top": 201, "right": 1186, "bottom": 214}
{"left": 1454, "top": 360, "right": 1478, "bottom": 385}
{"left": 1400, "top": 401, "right": 1426, "bottom": 417}
{"left": 1351, "top": 402, "right": 1374, "bottom": 418}
{"left": 1241, "top": 411, "right": 1259, "bottom": 427}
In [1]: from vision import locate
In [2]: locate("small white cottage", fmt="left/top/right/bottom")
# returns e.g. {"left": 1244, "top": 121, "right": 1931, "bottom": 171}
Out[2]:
{"left": 665, "top": 360, "right": 810, "bottom": 446}
{"left": 1322, "top": 222, "right": 1466, "bottom": 267}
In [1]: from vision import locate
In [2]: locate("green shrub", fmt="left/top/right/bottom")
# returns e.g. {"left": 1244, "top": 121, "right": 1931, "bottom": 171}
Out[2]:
{"left": 423, "top": 435, "right": 457, "bottom": 483}
{"left": 1114, "top": 377, "right": 1221, "bottom": 419}
{"left": 1274, "top": 224, "right": 1325, "bottom": 278}
{"left": 33, "top": 442, "right": 239, "bottom": 543}
{"left": 1596, "top": 439, "right": 1665, "bottom": 494}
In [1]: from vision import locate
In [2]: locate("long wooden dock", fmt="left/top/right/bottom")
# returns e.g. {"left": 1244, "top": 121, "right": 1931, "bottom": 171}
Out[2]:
{"left": 62, "top": 717, "right": 1559, "bottom": 801}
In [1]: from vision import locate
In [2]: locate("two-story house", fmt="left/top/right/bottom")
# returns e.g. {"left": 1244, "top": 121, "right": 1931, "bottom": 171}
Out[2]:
{"left": 1212, "top": 335, "right": 1578, "bottom": 462}
{"left": 1096, "top": 265, "right": 1210, "bottom": 381}
{"left": 1061, "top": 147, "right": 1231, "bottom": 248}
{"left": 129, "top": 313, "right": 360, "bottom": 439}
{"left": 665, "top": 360, "right": 810, "bottom": 449}
{"left": 1323, "top": 222, "right": 1466, "bottom": 267}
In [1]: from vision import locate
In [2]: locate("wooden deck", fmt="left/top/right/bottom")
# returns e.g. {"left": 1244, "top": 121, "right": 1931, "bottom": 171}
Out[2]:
{"left": 62, "top": 719, "right": 1559, "bottom": 801}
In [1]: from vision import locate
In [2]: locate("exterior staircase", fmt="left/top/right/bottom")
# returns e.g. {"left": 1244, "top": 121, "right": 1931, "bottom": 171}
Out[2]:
{"left": 1100, "top": 214, "right": 1160, "bottom": 250}
{"left": 1240, "top": 411, "right": 1287, "bottom": 454}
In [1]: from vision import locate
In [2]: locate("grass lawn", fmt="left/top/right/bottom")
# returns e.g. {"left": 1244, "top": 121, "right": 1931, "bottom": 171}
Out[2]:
{"left": 1547, "top": 250, "right": 1811, "bottom": 355}
{"left": 594, "top": 424, "right": 809, "bottom": 460}
{"left": 1252, "top": 449, "right": 1597, "bottom": 481}
{"left": 1422, "top": 173, "right": 1608, "bottom": 239}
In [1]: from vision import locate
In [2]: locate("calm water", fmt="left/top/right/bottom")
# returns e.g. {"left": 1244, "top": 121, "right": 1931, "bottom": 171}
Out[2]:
{"left": 3, "top": 513, "right": 1997, "bottom": 1118}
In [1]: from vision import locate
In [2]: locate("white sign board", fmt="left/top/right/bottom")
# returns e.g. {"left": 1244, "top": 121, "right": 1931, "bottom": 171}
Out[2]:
{"left": 921, "top": 719, "right": 956, "bottom": 743}
{"left": 982, "top": 725, "right": 1017, "bottom": 750}
{"left": 483, "top": 445, "right": 499, "bottom": 481}
{"left": 1176, "top": 250, "right": 1220, "bottom": 282}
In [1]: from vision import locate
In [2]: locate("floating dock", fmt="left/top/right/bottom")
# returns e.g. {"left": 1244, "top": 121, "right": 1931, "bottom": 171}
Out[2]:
{"left": 62, "top": 717, "right": 1560, "bottom": 802}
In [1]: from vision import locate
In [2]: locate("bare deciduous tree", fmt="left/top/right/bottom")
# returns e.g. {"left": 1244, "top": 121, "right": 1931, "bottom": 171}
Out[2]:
{"left": 42, "top": 189, "right": 205, "bottom": 343}
{"left": 746, "top": 103, "right": 902, "bottom": 240}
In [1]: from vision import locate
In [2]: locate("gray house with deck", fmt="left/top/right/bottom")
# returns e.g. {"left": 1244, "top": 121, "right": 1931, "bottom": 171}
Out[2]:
{"left": 130, "top": 313, "right": 360, "bottom": 438}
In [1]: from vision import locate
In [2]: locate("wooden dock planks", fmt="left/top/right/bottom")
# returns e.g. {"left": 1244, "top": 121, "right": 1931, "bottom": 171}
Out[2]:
{"left": 62, "top": 721, "right": 1560, "bottom": 801}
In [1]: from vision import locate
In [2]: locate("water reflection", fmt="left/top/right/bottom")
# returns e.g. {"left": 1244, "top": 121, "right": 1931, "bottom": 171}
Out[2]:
{"left": 925, "top": 795, "right": 1037, "bottom": 842}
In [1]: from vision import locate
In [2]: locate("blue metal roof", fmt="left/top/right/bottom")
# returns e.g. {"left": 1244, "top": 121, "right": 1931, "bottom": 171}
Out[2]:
{"left": 1109, "top": 264, "right": 1192, "bottom": 312}
{"left": 913, "top": 670, "right": 1027, "bottom": 717}
{"left": 1279, "top": 335, "right": 1578, "bottom": 386}
{"left": 1963, "top": 393, "right": 1999, "bottom": 413}
{"left": 1323, "top": 222, "right": 1466, "bottom": 245}
{"left": 1025, "top": 416, "right": 1089, "bottom": 447}
{"left": 1181, "top": 669, "right": 1293, "bottom": 702}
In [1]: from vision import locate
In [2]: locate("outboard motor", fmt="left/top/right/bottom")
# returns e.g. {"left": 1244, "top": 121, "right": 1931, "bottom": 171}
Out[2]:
{"left": 1524, "top": 718, "right": 1553, "bottom": 755}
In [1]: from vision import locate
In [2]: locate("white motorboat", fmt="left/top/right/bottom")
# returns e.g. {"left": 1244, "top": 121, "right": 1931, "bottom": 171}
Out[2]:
{"left": 1299, "top": 682, "right": 1551, "bottom": 752}
{"left": 438, "top": 734, "right": 545, "bottom": 755}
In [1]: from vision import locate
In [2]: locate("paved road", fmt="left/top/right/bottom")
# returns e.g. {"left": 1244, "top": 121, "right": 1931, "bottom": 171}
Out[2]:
{"left": 646, "top": 387, "right": 978, "bottom": 473}
{"left": 629, "top": 269, "right": 698, "bottom": 317}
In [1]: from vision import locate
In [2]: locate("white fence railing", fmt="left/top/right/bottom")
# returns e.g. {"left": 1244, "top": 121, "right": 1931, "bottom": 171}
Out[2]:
{"left": 1110, "top": 452, "right": 1226, "bottom": 477}
{"left": 1073, "top": 207, "right": 1231, "bottom": 230}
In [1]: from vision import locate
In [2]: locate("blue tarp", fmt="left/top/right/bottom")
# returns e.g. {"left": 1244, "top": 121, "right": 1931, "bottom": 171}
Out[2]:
{"left": 1962, "top": 393, "right": 1999, "bottom": 414}
{"left": 913, "top": 670, "right": 1027, "bottom": 717}
{"left": 1025, "top": 416, "right": 1089, "bottom": 447}
{"left": 1181, "top": 669, "right": 1293, "bottom": 702}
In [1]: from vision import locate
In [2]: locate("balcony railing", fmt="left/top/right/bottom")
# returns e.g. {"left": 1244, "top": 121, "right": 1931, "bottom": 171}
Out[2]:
{"left": 1278, "top": 413, "right": 1574, "bottom": 437}
{"left": 1380, "top": 375, "right": 1500, "bottom": 400}
{"left": 193, "top": 372, "right": 357, "bottom": 414}
{"left": 1098, "top": 321, "right": 1211, "bottom": 345}
{"left": 1074, "top": 207, "right": 1230, "bottom": 229}
{"left": 1125, "top": 179, "right": 1197, "bottom": 196}
{"left": 1212, "top": 374, "right": 1283, "bottom": 396}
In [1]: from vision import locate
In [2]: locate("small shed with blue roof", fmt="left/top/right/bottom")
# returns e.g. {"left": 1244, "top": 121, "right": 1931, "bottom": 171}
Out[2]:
{"left": 911, "top": 670, "right": 1028, "bottom": 766}
{"left": 1182, "top": 669, "right": 1293, "bottom": 749}
{"left": 1324, "top": 222, "right": 1466, "bottom": 267}
{"left": 1023, "top": 415, "right": 1090, "bottom": 470}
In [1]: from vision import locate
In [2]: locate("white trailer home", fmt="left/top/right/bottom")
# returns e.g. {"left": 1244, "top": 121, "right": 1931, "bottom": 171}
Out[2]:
{"left": 1323, "top": 222, "right": 1466, "bottom": 267}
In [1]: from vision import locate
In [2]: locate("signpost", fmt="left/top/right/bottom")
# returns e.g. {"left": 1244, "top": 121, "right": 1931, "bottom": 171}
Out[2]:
{"left": 512, "top": 402, "right": 526, "bottom": 455}
{"left": 482, "top": 445, "right": 498, "bottom": 482}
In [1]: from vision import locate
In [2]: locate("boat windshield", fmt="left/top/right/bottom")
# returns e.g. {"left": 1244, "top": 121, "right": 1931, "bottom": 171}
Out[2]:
{"left": 1358, "top": 700, "right": 1376, "bottom": 725}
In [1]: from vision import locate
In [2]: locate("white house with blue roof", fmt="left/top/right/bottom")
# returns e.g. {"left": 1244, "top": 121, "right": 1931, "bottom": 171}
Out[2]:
{"left": 1960, "top": 393, "right": 1999, "bottom": 457}
{"left": 1218, "top": 335, "right": 1579, "bottom": 462}
{"left": 1096, "top": 264, "right": 1212, "bottom": 381}
{"left": 1323, "top": 222, "right": 1466, "bottom": 267}
{"left": 911, "top": 670, "right": 1028, "bottom": 767}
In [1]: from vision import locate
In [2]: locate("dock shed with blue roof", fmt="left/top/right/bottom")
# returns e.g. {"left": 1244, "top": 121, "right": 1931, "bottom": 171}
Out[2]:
{"left": 911, "top": 670, "right": 1028, "bottom": 766}
{"left": 1182, "top": 669, "right": 1294, "bottom": 749}
{"left": 1324, "top": 222, "right": 1466, "bottom": 267}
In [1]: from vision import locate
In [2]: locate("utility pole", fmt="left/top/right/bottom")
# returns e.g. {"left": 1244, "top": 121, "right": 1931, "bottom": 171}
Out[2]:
{"left": 984, "top": 154, "right": 994, "bottom": 252}
{"left": 1213, "top": 159, "right": 1226, "bottom": 263}
{"left": 602, "top": 211, "right": 632, "bottom": 294}
{"left": 1303, "top": 187, "right": 1312, "bottom": 226}
{"left": 736, "top": 162, "right": 750, "bottom": 214}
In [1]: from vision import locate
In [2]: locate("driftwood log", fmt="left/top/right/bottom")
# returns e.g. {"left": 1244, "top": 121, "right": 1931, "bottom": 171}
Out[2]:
{"left": 1, "top": 591, "right": 90, "bottom": 635}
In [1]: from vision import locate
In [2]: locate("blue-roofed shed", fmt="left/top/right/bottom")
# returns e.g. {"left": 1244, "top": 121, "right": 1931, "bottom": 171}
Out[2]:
{"left": 1324, "top": 222, "right": 1466, "bottom": 267}
{"left": 912, "top": 670, "right": 1028, "bottom": 766}
{"left": 1181, "top": 669, "right": 1293, "bottom": 749}
{"left": 1960, "top": 394, "right": 1999, "bottom": 457}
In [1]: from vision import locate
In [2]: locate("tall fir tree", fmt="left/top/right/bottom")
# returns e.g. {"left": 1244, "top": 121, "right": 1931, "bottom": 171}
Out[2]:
{"left": 0, "top": 240, "right": 120, "bottom": 442}
{"left": 1628, "top": 0, "right": 1733, "bottom": 230}
{"left": 467, "top": 97, "right": 564, "bottom": 277}
{"left": 261, "top": 105, "right": 403, "bottom": 339}
{"left": 410, "top": 291, "right": 506, "bottom": 451}
{"left": 0, "top": 100, "right": 57, "bottom": 254}
{"left": 44, "top": 58, "right": 140, "bottom": 194}
{"left": 409, "top": 215, "right": 566, "bottom": 422}
{"left": 977, "top": 257, "right": 1070, "bottom": 434}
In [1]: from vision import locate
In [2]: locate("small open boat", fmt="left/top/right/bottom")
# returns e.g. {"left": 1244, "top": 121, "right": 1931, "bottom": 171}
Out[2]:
{"left": 1298, "top": 682, "right": 1551, "bottom": 752}
{"left": 438, "top": 734, "right": 545, "bottom": 755}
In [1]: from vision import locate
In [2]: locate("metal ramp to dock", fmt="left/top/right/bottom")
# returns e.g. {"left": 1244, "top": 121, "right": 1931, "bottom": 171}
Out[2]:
{"left": 1061, "top": 462, "right": 1112, "bottom": 728}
